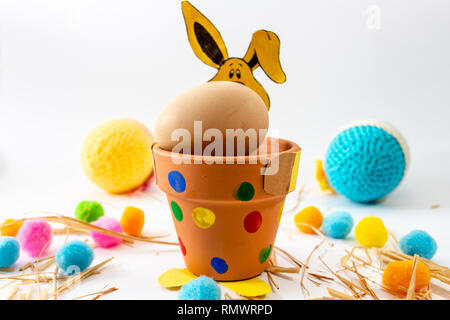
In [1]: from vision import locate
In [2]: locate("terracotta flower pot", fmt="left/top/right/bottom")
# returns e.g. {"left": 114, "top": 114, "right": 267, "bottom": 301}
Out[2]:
{"left": 152, "top": 137, "right": 301, "bottom": 281}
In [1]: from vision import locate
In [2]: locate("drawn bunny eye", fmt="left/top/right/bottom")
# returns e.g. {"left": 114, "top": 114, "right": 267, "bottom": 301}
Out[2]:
{"left": 236, "top": 69, "right": 241, "bottom": 79}
{"left": 229, "top": 69, "right": 234, "bottom": 79}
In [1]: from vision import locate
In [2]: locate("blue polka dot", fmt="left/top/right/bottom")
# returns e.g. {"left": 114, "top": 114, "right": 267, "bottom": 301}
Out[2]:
{"left": 168, "top": 171, "right": 186, "bottom": 193}
{"left": 211, "top": 257, "right": 228, "bottom": 274}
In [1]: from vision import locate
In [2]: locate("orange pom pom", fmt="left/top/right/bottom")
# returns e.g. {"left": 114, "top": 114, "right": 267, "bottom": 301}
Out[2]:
{"left": 294, "top": 206, "right": 323, "bottom": 234}
{"left": 1, "top": 219, "right": 23, "bottom": 237}
{"left": 382, "top": 260, "right": 431, "bottom": 294}
{"left": 120, "top": 206, "right": 145, "bottom": 236}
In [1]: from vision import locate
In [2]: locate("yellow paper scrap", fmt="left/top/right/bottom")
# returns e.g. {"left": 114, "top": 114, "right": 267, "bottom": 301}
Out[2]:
{"left": 220, "top": 277, "right": 271, "bottom": 297}
{"left": 158, "top": 268, "right": 197, "bottom": 288}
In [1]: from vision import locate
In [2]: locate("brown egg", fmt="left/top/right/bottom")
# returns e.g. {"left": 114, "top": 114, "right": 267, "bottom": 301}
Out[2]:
{"left": 155, "top": 81, "right": 269, "bottom": 156}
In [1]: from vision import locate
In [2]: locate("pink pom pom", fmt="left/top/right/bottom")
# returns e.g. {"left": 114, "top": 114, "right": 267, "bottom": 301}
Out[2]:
{"left": 17, "top": 220, "right": 52, "bottom": 257}
{"left": 90, "top": 216, "right": 123, "bottom": 248}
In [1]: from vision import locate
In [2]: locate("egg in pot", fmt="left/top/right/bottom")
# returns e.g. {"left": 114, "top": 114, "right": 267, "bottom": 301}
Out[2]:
{"left": 155, "top": 81, "right": 269, "bottom": 156}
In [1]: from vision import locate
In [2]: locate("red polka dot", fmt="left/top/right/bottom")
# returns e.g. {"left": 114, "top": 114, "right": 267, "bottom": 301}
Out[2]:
{"left": 244, "top": 211, "right": 263, "bottom": 233}
{"left": 178, "top": 236, "right": 186, "bottom": 256}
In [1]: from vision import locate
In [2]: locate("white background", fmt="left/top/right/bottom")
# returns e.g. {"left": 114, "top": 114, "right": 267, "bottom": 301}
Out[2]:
{"left": 0, "top": 0, "right": 449, "bottom": 299}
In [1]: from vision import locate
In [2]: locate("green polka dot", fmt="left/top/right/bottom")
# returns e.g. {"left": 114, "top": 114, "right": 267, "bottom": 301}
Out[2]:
{"left": 171, "top": 201, "right": 183, "bottom": 222}
{"left": 259, "top": 244, "right": 272, "bottom": 264}
{"left": 236, "top": 182, "right": 255, "bottom": 201}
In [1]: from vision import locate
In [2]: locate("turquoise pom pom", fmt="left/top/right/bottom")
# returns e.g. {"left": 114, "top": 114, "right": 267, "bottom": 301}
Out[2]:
{"left": 179, "top": 276, "right": 221, "bottom": 300}
{"left": 0, "top": 237, "right": 20, "bottom": 268}
{"left": 56, "top": 240, "right": 94, "bottom": 275}
{"left": 322, "top": 211, "right": 354, "bottom": 239}
{"left": 400, "top": 230, "right": 437, "bottom": 260}
{"left": 325, "top": 123, "right": 408, "bottom": 203}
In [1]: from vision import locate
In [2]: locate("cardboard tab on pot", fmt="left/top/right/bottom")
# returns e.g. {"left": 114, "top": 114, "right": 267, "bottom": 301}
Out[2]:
{"left": 263, "top": 150, "right": 301, "bottom": 195}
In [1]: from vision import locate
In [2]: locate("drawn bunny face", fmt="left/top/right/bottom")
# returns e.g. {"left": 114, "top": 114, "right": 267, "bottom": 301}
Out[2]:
{"left": 213, "top": 58, "right": 250, "bottom": 85}
{"left": 182, "top": 1, "right": 286, "bottom": 109}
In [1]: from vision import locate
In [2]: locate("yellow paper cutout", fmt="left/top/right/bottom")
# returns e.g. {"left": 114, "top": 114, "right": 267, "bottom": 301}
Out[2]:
{"left": 243, "top": 30, "right": 286, "bottom": 83}
{"left": 220, "top": 277, "right": 271, "bottom": 297}
{"left": 181, "top": 1, "right": 286, "bottom": 109}
{"left": 158, "top": 268, "right": 197, "bottom": 288}
{"left": 288, "top": 150, "right": 301, "bottom": 192}
{"left": 181, "top": 1, "right": 228, "bottom": 69}
{"left": 158, "top": 268, "right": 271, "bottom": 297}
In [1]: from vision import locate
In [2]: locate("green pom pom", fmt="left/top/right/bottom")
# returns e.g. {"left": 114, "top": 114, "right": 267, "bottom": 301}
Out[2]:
{"left": 75, "top": 201, "right": 104, "bottom": 222}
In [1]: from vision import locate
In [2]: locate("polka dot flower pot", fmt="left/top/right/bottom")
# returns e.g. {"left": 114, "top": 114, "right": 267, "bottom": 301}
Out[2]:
{"left": 152, "top": 138, "right": 301, "bottom": 281}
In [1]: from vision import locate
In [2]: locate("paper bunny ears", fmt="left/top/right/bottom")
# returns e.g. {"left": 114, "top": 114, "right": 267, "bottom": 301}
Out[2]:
{"left": 181, "top": 1, "right": 286, "bottom": 109}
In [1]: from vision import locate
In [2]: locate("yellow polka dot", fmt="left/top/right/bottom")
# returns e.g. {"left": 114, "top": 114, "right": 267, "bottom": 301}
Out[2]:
{"left": 192, "top": 207, "right": 216, "bottom": 229}
{"left": 277, "top": 201, "right": 285, "bottom": 225}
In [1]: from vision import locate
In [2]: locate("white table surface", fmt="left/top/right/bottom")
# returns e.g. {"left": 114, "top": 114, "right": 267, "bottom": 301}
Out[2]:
{"left": 0, "top": 0, "right": 449, "bottom": 300}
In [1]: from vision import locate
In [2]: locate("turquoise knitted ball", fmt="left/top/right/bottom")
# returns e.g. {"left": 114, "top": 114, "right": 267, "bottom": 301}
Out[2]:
{"left": 324, "top": 122, "right": 408, "bottom": 203}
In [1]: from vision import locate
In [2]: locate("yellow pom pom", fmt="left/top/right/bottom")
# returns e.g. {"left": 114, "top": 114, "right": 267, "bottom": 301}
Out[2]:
{"left": 355, "top": 216, "right": 388, "bottom": 248}
{"left": 294, "top": 206, "right": 323, "bottom": 234}
{"left": 81, "top": 119, "right": 154, "bottom": 193}
{"left": 121, "top": 206, "right": 145, "bottom": 236}
{"left": 1, "top": 219, "right": 23, "bottom": 237}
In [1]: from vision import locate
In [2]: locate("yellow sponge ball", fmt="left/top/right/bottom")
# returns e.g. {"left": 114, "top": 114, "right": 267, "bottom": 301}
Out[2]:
{"left": 81, "top": 119, "right": 154, "bottom": 193}
{"left": 355, "top": 216, "right": 388, "bottom": 248}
